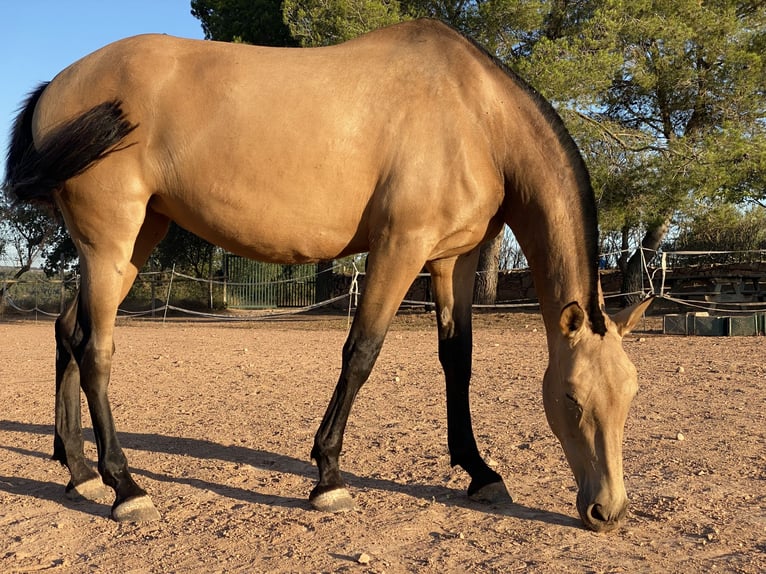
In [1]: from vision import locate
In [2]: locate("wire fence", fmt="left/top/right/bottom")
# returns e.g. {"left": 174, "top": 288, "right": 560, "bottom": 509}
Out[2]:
{"left": 2, "top": 250, "right": 766, "bottom": 323}
{"left": 0, "top": 264, "right": 356, "bottom": 321}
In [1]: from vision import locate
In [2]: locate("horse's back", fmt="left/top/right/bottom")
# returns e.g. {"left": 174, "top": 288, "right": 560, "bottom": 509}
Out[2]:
{"left": 34, "top": 20, "right": 510, "bottom": 263}
{"left": 37, "top": 19, "right": 494, "bottom": 130}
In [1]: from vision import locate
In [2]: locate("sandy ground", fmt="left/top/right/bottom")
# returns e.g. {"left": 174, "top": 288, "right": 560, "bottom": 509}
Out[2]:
{"left": 0, "top": 311, "right": 764, "bottom": 573}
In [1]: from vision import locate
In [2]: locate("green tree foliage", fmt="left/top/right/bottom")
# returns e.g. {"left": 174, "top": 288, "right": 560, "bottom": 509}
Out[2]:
{"left": 283, "top": 0, "right": 406, "bottom": 46}
{"left": 191, "top": 0, "right": 297, "bottom": 45}
{"left": 672, "top": 204, "right": 766, "bottom": 254}
{"left": 0, "top": 200, "right": 59, "bottom": 291}
{"left": 154, "top": 222, "right": 220, "bottom": 279}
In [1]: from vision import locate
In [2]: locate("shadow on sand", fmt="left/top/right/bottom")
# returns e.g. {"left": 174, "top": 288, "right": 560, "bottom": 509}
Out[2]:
{"left": 0, "top": 419, "right": 579, "bottom": 528}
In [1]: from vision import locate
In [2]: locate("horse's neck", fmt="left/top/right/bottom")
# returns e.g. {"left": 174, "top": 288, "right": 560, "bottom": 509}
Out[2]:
{"left": 504, "top": 159, "right": 599, "bottom": 341}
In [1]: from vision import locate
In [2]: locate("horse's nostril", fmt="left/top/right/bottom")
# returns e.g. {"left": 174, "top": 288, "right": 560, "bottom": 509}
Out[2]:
{"left": 588, "top": 503, "right": 607, "bottom": 524}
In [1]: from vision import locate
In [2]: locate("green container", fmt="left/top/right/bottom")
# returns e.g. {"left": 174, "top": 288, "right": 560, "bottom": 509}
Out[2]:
{"left": 693, "top": 315, "right": 727, "bottom": 336}
{"left": 663, "top": 314, "right": 688, "bottom": 335}
{"left": 726, "top": 315, "right": 759, "bottom": 337}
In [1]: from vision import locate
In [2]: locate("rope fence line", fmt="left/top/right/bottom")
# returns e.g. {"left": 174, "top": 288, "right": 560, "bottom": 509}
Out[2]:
{"left": 2, "top": 250, "right": 766, "bottom": 321}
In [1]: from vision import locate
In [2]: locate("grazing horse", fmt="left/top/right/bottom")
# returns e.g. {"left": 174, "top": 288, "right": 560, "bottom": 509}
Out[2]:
{"left": 4, "top": 19, "right": 652, "bottom": 532}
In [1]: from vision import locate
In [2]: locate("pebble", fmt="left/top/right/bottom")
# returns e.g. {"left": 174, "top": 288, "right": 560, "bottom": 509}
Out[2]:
{"left": 676, "top": 432, "right": 685, "bottom": 441}
{"left": 676, "top": 366, "right": 685, "bottom": 374}
{"left": 356, "top": 552, "right": 372, "bottom": 565}
{"left": 394, "top": 376, "right": 400, "bottom": 383}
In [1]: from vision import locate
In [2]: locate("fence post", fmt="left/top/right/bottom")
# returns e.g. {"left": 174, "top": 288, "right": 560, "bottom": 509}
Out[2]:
{"left": 163, "top": 264, "right": 175, "bottom": 323}
{"left": 150, "top": 263, "right": 156, "bottom": 318}
{"left": 59, "top": 256, "right": 66, "bottom": 314}
{"left": 222, "top": 255, "right": 228, "bottom": 308}
{"left": 208, "top": 250, "right": 214, "bottom": 309}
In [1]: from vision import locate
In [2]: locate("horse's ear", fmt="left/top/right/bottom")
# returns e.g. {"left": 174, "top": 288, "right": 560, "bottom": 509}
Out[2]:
{"left": 560, "top": 302, "right": 587, "bottom": 338}
{"left": 611, "top": 296, "right": 655, "bottom": 337}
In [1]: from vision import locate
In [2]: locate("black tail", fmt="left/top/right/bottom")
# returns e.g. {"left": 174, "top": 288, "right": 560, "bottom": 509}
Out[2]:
{"left": 3, "top": 82, "right": 138, "bottom": 205}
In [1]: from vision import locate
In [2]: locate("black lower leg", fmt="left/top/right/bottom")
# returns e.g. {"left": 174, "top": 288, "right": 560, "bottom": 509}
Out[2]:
{"left": 310, "top": 334, "right": 383, "bottom": 499}
{"left": 53, "top": 308, "right": 100, "bottom": 491}
{"left": 83, "top": 384, "right": 148, "bottom": 507}
{"left": 73, "top": 304, "right": 147, "bottom": 507}
{"left": 440, "top": 335, "right": 503, "bottom": 494}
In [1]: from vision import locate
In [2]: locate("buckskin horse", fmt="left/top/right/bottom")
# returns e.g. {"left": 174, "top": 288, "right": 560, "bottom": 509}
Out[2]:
{"left": 4, "top": 19, "right": 652, "bottom": 532}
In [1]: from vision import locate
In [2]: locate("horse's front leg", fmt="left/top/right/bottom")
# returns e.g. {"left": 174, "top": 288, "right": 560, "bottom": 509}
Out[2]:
{"left": 53, "top": 297, "right": 108, "bottom": 500}
{"left": 309, "top": 242, "right": 427, "bottom": 512}
{"left": 428, "top": 254, "right": 511, "bottom": 503}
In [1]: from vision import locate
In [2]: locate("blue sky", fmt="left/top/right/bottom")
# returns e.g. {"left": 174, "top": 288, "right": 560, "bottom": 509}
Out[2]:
{"left": 1, "top": 1, "right": 205, "bottom": 160}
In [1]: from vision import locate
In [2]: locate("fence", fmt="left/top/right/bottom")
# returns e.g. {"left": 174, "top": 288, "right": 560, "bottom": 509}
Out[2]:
{"left": 3, "top": 251, "right": 766, "bottom": 321}
{"left": 223, "top": 256, "right": 317, "bottom": 309}
{"left": 0, "top": 263, "right": 351, "bottom": 320}
{"left": 1, "top": 270, "right": 222, "bottom": 318}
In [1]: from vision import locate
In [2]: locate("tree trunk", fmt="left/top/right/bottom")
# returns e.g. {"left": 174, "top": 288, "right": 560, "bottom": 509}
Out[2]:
{"left": 474, "top": 232, "right": 502, "bottom": 305}
{"left": 621, "top": 219, "right": 671, "bottom": 306}
{"left": 617, "top": 226, "right": 630, "bottom": 273}
{"left": 316, "top": 261, "right": 334, "bottom": 304}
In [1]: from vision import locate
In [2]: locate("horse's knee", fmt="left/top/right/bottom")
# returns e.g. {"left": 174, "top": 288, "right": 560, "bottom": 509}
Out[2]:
{"left": 341, "top": 335, "right": 384, "bottom": 382}
{"left": 83, "top": 344, "right": 113, "bottom": 374}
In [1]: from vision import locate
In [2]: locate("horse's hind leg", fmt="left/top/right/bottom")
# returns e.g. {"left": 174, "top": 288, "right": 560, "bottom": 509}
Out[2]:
{"left": 54, "top": 206, "right": 168, "bottom": 521}
{"left": 53, "top": 297, "right": 109, "bottom": 501}
{"left": 428, "top": 253, "right": 511, "bottom": 504}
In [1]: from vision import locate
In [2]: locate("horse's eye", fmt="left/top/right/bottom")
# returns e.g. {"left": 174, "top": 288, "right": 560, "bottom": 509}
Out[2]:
{"left": 565, "top": 393, "right": 583, "bottom": 416}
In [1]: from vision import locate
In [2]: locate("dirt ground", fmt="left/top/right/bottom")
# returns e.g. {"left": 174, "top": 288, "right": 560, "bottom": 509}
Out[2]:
{"left": 0, "top": 310, "right": 764, "bottom": 573}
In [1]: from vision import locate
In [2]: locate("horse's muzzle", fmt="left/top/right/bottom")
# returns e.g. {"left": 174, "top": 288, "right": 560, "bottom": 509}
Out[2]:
{"left": 577, "top": 491, "right": 629, "bottom": 533}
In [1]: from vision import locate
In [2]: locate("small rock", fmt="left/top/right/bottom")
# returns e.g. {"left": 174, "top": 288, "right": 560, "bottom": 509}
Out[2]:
{"left": 676, "top": 432, "right": 685, "bottom": 441}
{"left": 676, "top": 366, "right": 685, "bottom": 374}
{"left": 356, "top": 552, "right": 372, "bottom": 565}
{"left": 638, "top": 337, "right": 646, "bottom": 342}
{"left": 394, "top": 376, "right": 400, "bottom": 383}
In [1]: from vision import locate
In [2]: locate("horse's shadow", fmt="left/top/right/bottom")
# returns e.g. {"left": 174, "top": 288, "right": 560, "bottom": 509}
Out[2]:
{"left": 0, "top": 420, "right": 578, "bottom": 528}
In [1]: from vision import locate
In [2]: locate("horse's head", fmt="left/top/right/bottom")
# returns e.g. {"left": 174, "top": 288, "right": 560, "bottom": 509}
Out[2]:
{"left": 543, "top": 297, "right": 653, "bottom": 532}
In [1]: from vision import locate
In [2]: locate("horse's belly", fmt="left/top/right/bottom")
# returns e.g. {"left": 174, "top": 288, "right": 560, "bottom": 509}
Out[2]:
{"left": 152, "top": 184, "right": 371, "bottom": 264}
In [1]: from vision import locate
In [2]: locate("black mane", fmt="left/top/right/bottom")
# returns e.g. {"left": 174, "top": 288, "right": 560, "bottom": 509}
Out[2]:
{"left": 462, "top": 31, "right": 607, "bottom": 336}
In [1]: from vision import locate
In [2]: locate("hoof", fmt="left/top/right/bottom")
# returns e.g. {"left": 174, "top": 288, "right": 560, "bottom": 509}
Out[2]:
{"left": 310, "top": 488, "right": 354, "bottom": 513}
{"left": 112, "top": 495, "right": 161, "bottom": 522}
{"left": 65, "top": 478, "right": 109, "bottom": 501}
{"left": 468, "top": 480, "right": 513, "bottom": 505}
